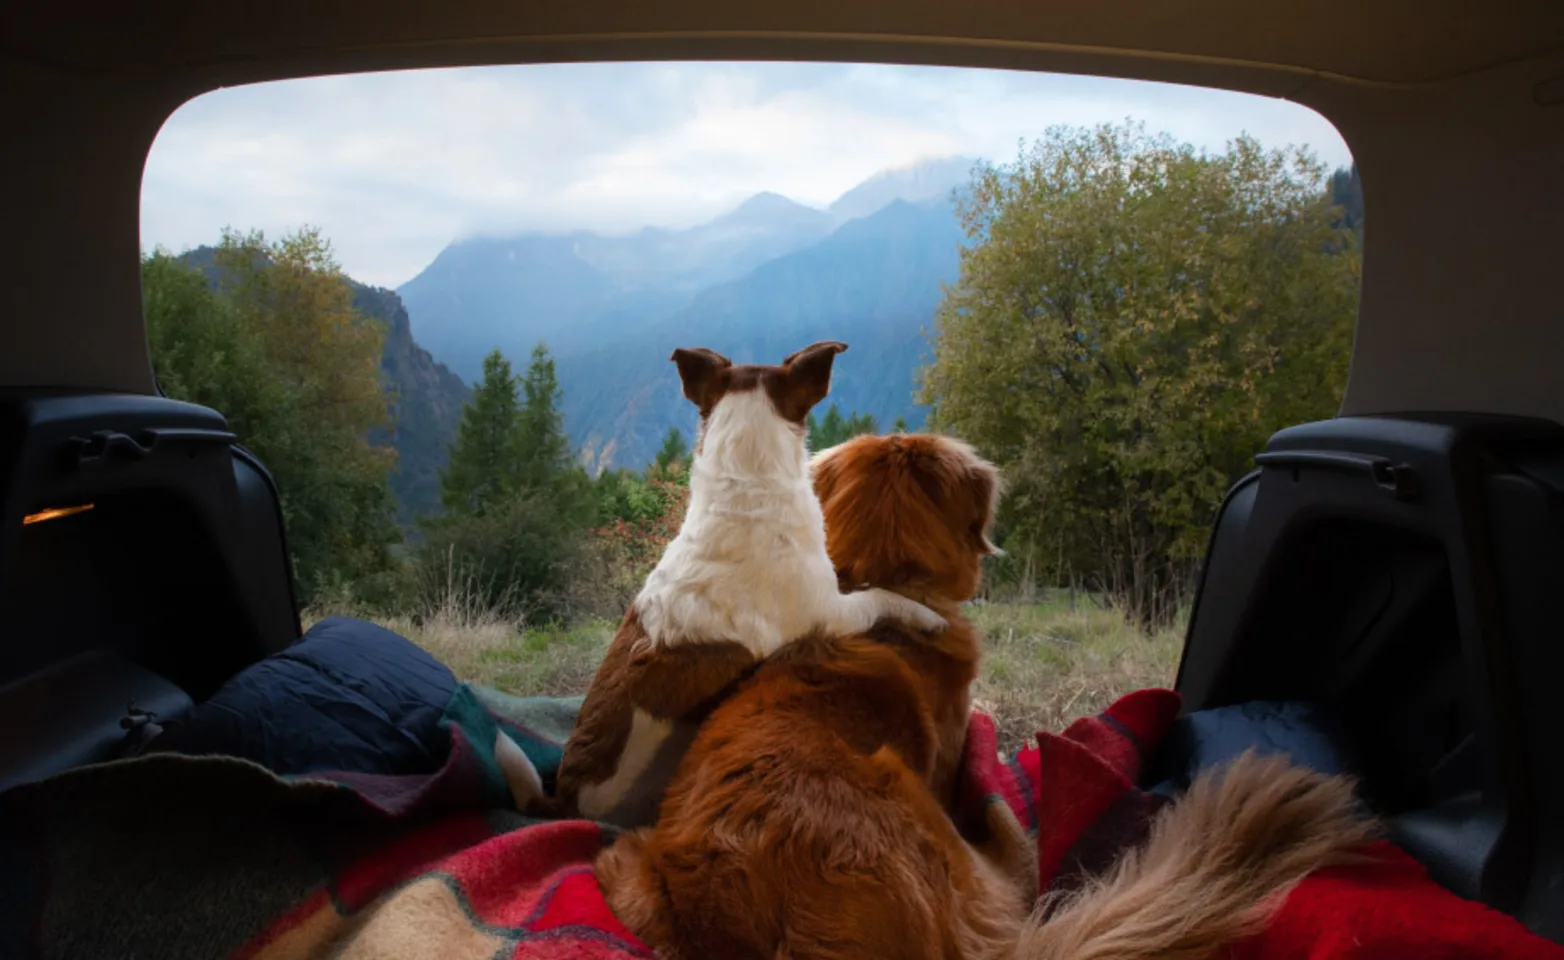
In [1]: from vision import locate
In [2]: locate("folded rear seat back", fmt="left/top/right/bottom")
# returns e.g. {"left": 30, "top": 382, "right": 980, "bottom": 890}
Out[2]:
{"left": 0, "top": 392, "right": 299, "bottom": 792}
{"left": 1177, "top": 413, "right": 1564, "bottom": 944}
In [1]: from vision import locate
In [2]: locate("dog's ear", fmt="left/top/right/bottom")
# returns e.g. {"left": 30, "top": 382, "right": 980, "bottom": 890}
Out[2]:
{"left": 773, "top": 341, "right": 848, "bottom": 422}
{"left": 670, "top": 347, "right": 732, "bottom": 412}
{"left": 962, "top": 454, "right": 1003, "bottom": 556}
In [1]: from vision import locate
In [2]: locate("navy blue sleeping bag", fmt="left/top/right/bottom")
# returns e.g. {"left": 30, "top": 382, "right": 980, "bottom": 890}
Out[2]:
{"left": 144, "top": 616, "right": 458, "bottom": 777}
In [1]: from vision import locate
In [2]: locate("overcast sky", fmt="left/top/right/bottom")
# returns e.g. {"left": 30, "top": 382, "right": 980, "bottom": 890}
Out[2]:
{"left": 140, "top": 61, "right": 1352, "bottom": 289}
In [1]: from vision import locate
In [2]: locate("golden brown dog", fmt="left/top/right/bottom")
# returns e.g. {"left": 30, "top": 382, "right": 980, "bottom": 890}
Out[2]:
{"left": 597, "top": 432, "right": 1377, "bottom": 960}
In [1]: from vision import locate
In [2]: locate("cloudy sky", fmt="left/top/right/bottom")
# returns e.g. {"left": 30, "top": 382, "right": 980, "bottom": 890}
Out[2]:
{"left": 141, "top": 62, "right": 1352, "bottom": 289}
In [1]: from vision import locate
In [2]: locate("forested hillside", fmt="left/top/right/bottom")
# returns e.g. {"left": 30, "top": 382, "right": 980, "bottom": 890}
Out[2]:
{"left": 177, "top": 245, "right": 470, "bottom": 521}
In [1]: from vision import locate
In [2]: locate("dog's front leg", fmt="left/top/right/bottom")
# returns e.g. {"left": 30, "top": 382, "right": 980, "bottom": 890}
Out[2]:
{"left": 825, "top": 587, "right": 947, "bottom": 635}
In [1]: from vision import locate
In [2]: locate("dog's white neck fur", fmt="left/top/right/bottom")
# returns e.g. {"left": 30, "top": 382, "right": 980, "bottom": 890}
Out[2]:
{"left": 633, "top": 389, "right": 940, "bottom": 657}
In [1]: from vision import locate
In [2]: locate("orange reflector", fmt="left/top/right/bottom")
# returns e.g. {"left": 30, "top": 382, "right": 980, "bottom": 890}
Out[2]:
{"left": 22, "top": 503, "right": 94, "bottom": 526}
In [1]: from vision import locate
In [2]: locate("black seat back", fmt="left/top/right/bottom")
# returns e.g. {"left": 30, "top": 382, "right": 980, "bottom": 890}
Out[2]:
{"left": 0, "top": 392, "right": 299, "bottom": 790}
{"left": 1178, "top": 413, "right": 1564, "bottom": 943}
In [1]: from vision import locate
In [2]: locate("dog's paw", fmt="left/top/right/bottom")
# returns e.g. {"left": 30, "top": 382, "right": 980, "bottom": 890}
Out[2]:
{"left": 885, "top": 592, "right": 947, "bottom": 633}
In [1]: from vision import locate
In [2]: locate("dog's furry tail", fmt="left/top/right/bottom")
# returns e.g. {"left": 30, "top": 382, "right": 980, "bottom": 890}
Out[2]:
{"left": 1012, "top": 751, "right": 1378, "bottom": 960}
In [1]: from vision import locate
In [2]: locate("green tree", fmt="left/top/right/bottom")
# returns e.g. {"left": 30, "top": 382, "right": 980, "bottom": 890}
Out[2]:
{"left": 653, "top": 426, "right": 690, "bottom": 475}
{"left": 516, "top": 342, "right": 572, "bottom": 489}
{"left": 424, "top": 340, "right": 597, "bottom": 618}
{"left": 807, "top": 403, "right": 880, "bottom": 449}
{"left": 144, "top": 228, "right": 400, "bottom": 606}
{"left": 441, "top": 350, "right": 524, "bottom": 516}
{"left": 892, "top": 416, "right": 910, "bottom": 433}
{"left": 921, "top": 122, "right": 1360, "bottom": 628}
{"left": 845, "top": 411, "right": 880, "bottom": 437}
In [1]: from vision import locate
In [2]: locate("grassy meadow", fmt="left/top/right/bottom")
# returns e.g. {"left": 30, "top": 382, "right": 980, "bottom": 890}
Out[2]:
{"left": 310, "top": 590, "right": 1184, "bottom": 757}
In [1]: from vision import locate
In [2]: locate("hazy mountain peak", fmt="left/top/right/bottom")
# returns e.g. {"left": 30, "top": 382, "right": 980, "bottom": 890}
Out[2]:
{"left": 828, "top": 155, "right": 979, "bottom": 223}
{"left": 719, "top": 191, "right": 821, "bottom": 222}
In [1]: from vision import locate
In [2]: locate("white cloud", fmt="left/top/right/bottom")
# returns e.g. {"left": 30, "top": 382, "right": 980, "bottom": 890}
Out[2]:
{"left": 140, "top": 62, "right": 1352, "bottom": 288}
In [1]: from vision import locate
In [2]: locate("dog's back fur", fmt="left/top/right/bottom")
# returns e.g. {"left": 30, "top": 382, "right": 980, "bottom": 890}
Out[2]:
{"left": 810, "top": 433, "right": 1002, "bottom": 808}
{"left": 599, "top": 631, "right": 1030, "bottom": 960}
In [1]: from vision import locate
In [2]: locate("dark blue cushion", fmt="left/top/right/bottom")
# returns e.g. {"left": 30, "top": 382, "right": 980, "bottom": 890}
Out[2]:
{"left": 146, "top": 616, "right": 457, "bottom": 777}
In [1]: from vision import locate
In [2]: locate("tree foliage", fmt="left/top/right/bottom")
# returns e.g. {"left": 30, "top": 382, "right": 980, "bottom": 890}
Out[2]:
{"left": 922, "top": 123, "right": 1360, "bottom": 627}
{"left": 806, "top": 403, "right": 880, "bottom": 450}
{"left": 143, "top": 228, "right": 400, "bottom": 606}
{"left": 653, "top": 426, "right": 690, "bottom": 476}
{"left": 516, "top": 342, "right": 572, "bottom": 488}
{"left": 425, "top": 341, "right": 596, "bottom": 618}
{"left": 441, "top": 350, "right": 526, "bottom": 516}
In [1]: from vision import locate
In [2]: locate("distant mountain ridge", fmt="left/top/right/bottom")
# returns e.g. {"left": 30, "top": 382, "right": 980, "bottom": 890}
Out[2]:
{"left": 395, "top": 155, "right": 978, "bottom": 471}
{"left": 396, "top": 156, "right": 977, "bottom": 384}
{"left": 828, "top": 156, "right": 979, "bottom": 221}
{"left": 351, "top": 284, "right": 470, "bottom": 522}
{"left": 558, "top": 196, "right": 967, "bottom": 470}
{"left": 169, "top": 156, "right": 978, "bottom": 518}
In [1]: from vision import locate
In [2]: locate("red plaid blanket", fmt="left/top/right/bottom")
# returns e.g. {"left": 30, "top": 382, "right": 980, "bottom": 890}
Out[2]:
{"left": 958, "top": 688, "right": 1564, "bottom": 960}
{"left": 1, "top": 685, "right": 1558, "bottom": 958}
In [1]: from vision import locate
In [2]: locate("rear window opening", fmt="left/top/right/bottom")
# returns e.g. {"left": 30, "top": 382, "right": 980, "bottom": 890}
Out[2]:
{"left": 136, "top": 60, "right": 1358, "bottom": 747}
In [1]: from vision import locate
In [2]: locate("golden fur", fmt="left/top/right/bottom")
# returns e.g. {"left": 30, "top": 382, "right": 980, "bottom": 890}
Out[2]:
{"left": 1018, "top": 751, "right": 1378, "bottom": 959}
{"left": 810, "top": 432, "right": 1002, "bottom": 808}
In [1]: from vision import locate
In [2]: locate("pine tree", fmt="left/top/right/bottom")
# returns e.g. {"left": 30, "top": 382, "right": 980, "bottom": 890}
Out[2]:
{"left": 424, "top": 342, "right": 596, "bottom": 619}
{"left": 441, "top": 349, "right": 523, "bottom": 516}
{"left": 808, "top": 404, "right": 881, "bottom": 449}
{"left": 654, "top": 426, "right": 690, "bottom": 474}
{"left": 845, "top": 411, "right": 879, "bottom": 436}
{"left": 516, "top": 341, "right": 571, "bottom": 490}
{"left": 809, "top": 403, "right": 847, "bottom": 449}
{"left": 892, "top": 415, "right": 910, "bottom": 433}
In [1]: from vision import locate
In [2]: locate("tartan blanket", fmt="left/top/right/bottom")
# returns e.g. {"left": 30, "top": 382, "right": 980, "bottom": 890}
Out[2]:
{"left": 0, "top": 684, "right": 650, "bottom": 960}
{"left": 2, "top": 682, "right": 1561, "bottom": 959}
{"left": 959, "top": 688, "right": 1564, "bottom": 960}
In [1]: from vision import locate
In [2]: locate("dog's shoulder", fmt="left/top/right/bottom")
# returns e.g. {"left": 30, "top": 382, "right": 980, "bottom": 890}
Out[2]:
{"left": 555, "top": 609, "right": 759, "bottom": 820}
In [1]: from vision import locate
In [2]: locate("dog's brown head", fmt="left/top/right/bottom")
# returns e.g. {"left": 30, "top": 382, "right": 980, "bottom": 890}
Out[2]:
{"left": 670, "top": 342, "right": 847, "bottom": 458}
{"left": 811, "top": 433, "right": 1001, "bottom": 603}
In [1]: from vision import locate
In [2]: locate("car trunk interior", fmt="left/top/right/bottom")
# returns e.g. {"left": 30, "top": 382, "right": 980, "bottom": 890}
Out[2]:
{"left": 1, "top": 0, "right": 1561, "bottom": 945}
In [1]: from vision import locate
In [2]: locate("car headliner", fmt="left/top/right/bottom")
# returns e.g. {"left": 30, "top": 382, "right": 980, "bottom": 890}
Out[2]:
{"left": 2, "top": 1, "right": 1561, "bottom": 424}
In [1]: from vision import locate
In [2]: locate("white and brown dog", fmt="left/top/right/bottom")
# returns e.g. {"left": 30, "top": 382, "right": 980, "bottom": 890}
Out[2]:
{"left": 550, "top": 341, "right": 946, "bottom": 827}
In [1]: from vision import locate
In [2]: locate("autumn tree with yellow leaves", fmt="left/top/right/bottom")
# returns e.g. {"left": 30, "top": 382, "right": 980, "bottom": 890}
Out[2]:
{"left": 143, "top": 227, "right": 400, "bottom": 605}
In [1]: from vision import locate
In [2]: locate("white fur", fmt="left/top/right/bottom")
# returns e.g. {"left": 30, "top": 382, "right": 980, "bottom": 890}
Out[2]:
{"left": 494, "top": 730, "right": 545, "bottom": 810}
{"left": 634, "top": 389, "right": 945, "bottom": 658}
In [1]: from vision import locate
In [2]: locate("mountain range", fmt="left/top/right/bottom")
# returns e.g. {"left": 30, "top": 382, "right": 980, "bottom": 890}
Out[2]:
{"left": 396, "top": 155, "right": 978, "bottom": 476}
{"left": 176, "top": 155, "right": 980, "bottom": 520}
{"left": 169, "top": 154, "right": 1362, "bottom": 522}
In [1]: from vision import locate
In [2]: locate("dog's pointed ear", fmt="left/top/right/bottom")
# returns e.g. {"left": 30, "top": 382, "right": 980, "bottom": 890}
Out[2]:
{"left": 670, "top": 347, "right": 732, "bottom": 411}
{"left": 775, "top": 341, "right": 848, "bottom": 421}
